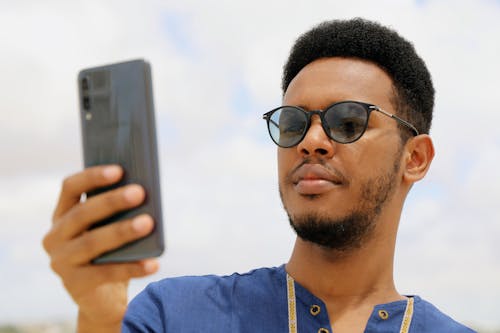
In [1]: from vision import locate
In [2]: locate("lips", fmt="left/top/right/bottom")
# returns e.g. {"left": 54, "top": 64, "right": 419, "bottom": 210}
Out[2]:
{"left": 291, "top": 164, "right": 344, "bottom": 195}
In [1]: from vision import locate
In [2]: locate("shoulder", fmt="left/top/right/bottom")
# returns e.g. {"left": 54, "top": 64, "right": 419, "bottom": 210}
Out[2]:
{"left": 122, "top": 265, "right": 285, "bottom": 332}
{"left": 148, "top": 265, "right": 283, "bottom": 295}
{"left": 414, "top": 297, "right": 476, "bottom": 333}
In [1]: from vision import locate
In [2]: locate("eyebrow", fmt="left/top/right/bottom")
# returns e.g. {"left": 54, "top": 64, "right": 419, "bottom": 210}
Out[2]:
{"left": 282, "top": 104, "right": 316, "bottom": 111}
{"left": 282, "top": 101, "right": 340, "bottom": 111}
{"left": 285, "top": 98, "right": 355, "bottom": 110}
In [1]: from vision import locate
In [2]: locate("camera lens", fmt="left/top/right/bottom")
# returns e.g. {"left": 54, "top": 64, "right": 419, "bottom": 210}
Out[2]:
{"left": 83, "top": 96, "right": 90, "bottom": 110}
{"left": 82, "top": 77, "right": 89, "bottom": 91}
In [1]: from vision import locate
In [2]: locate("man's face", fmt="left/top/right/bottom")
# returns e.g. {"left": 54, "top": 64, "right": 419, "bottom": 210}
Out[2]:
{"left": 278, "top": 57, "right": 405, "bottom": 250}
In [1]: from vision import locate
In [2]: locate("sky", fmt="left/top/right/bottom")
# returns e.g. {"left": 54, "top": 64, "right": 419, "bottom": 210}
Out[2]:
{"left": 0, "top": 0, "right": 499, "bottom": 329}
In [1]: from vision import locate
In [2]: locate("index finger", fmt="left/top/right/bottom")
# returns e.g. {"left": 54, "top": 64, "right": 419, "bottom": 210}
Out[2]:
{"left": 53, "top": 165, "right": 123, "bottom": 221}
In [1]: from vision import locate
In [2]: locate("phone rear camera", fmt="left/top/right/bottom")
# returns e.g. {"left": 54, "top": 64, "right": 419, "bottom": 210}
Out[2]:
{"left": 83, "top": 96, "right": 91, "bottom": 110}
{"left": 82, "top": 77, "right": 89, "bottom": 91}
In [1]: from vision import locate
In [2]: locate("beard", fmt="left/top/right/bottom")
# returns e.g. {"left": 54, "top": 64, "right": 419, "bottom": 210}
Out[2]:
{"left": 281, "top": 152, "right": 401, "bottom": 253}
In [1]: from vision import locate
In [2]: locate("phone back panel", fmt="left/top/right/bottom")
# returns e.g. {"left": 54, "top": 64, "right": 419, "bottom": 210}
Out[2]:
{"left": 78, "top": 59, "right": 164, "bottom": 263}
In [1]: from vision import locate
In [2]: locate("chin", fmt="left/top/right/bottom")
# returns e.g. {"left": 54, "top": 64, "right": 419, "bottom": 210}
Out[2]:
{"left": 291, "top": 192, "right": 350, "bottom": 211}
{"left": 287, "top": 209, "right": 376, "bottom": 252}
{"left": 287, "top": 207, "right": 350, "bottom": 225}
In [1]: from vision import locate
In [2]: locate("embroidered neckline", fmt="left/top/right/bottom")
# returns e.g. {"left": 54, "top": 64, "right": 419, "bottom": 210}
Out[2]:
{"left": 286, "top": 273, "right": 414, "bottom": 333}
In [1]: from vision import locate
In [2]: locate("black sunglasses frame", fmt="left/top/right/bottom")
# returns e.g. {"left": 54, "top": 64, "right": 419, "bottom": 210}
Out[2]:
{"left": 262, "top": 100, "right": 419, "bottom": 148}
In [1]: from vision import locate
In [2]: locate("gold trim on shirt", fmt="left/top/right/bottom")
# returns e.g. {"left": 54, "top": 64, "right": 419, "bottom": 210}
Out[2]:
{"left": 286, "top": 273, "right": 414, "bottom": 333}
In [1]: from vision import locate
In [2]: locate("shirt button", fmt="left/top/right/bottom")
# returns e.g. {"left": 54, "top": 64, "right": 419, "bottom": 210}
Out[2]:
{"left": 318, "top": 328, "right": 329, "bottom": 333}
{"left": 378, "top": 309, "right": 389, "bottom": 320}
{"left": 310, "top": 304, "right": 321, "bottom": 316}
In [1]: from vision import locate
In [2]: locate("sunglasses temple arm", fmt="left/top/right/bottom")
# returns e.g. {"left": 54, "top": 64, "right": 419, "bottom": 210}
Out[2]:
{"left": 373, "top": 107, "right": 419, "bottom": 136}
{"left": 394, "top": 117, "right": 419, "bottom": 136}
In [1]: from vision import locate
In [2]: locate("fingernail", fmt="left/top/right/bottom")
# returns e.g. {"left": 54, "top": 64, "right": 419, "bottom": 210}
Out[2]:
{"left": 103, "top": 165, "right": 121, "bottom": 179}
{"left": 132, "top": 215, "right": 153, "bottom": 233}
{"left": 124, "top": 185, "right": 144, "bottom": 203}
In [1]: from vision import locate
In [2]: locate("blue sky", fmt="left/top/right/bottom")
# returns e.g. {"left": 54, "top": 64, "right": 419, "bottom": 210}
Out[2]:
{"left": 0, "top": 0, "right": 499, "bottom": 330}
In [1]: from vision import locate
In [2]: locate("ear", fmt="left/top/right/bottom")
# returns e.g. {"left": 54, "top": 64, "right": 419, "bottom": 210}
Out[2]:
{"left": 402, "top": 134, "right": 435, "bottom": 184}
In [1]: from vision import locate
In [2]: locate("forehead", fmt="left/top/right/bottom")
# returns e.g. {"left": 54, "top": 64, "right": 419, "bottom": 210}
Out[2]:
{"left": 283, "top": 57, "right": 395, "bottom": 111}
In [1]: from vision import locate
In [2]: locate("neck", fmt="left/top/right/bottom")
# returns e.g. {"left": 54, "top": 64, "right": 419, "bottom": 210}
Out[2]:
{"left": 286, "top": 215, "right": 405, "bottom": 321}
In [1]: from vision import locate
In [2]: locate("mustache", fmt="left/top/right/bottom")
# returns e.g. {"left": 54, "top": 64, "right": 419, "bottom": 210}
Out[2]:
{"left": 285, "top": 157, "right": 349, "bottom": 185}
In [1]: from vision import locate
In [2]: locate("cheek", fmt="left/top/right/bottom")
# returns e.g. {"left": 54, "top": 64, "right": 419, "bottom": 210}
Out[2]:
{"left": 277, "top": 149, "right": 294, "bottom": 184}
{"left": 353, "top": 139, "right": 402, "bottom": 177}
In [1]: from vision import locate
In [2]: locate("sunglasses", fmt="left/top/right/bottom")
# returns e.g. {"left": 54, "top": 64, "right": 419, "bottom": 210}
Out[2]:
{"left": 263, "top": 100, "right": 419, "bottom": 148}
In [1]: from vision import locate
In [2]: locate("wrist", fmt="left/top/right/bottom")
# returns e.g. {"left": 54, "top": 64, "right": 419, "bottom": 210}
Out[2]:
{"left": 77, "top": 310, "right": 122, "bottom": 333}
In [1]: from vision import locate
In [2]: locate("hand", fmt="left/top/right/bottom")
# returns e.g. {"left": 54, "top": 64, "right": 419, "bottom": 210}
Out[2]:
{"left": 43, "top": 165, "right": 159, "bottom": 332}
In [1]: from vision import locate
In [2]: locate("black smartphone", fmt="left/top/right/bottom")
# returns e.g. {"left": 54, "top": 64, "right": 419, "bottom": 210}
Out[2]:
{"left": 78, "top": 59, "right": 164, "bottom": 264}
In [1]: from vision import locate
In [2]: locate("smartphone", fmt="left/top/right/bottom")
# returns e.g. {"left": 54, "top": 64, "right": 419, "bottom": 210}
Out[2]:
{"left": 78, "top": 59, "right": 164, "bottom": 263}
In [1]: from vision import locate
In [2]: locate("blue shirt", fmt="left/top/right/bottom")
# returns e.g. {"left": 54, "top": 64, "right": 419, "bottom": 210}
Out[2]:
{"left": 123, "top": 265, "right": 475, "bottom": 332}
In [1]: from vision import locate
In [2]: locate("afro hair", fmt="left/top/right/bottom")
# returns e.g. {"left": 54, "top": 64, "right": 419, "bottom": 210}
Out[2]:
{"left": 282, "top": 18, "right": 434, "bottom": 137}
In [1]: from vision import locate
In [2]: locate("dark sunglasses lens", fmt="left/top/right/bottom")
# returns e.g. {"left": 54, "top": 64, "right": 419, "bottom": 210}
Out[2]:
{"left": 324, "top": 102, "right": 368, "bottom": 143}
{"left": 268, "top": 107, "right": 307, "bottom": 147}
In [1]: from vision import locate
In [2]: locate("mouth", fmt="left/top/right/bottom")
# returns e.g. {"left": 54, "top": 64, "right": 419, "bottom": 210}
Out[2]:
{"left": 291, "top": 164, "right": 345, "bottom": 195}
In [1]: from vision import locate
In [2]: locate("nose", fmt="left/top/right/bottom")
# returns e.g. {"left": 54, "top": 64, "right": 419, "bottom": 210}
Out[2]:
{"left": 296, "top": 115, "right": 335, "bottom": 158}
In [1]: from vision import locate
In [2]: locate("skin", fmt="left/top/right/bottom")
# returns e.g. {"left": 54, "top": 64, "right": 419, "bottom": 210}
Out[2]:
{"left": 43, "top": 56, "right": 434, "bottom": 332}
{"left": 282, "top": 57, "right": 434, "bottom": 332}
{"left": 43, "top": 165, "right": 159, "bottom": 332}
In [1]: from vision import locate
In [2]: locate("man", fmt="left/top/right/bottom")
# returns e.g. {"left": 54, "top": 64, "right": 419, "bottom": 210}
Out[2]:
{"left": 43, "top": 18, "right": 475, "bottom": 332}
